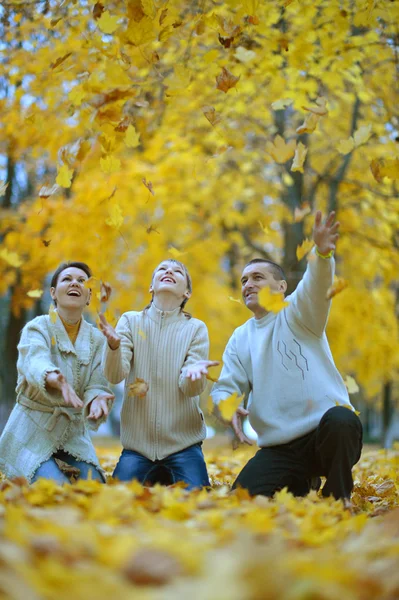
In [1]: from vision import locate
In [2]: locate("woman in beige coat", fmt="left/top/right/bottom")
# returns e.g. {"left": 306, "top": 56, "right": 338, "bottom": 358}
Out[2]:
{"left": 0, "top": 261, "right": 114, "bottom": 483}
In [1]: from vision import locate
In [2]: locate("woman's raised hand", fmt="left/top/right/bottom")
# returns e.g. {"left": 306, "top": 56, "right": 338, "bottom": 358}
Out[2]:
{"left": 87, "top": 393, "right": 115, "bottom": 420}
{"left": 45, "top": 372, "right": 84, "bottom": 408}
{"left": 98, "top": 313, "right": 121, "bottom": 350}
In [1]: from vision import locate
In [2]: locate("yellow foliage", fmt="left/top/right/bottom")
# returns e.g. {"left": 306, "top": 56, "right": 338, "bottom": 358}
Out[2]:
{"left": 258, "top": 286, "right": 289, "bottom": 313}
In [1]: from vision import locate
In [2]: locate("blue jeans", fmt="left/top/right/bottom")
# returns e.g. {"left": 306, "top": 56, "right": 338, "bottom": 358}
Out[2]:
{"left": 31, "top": 450, "right": 104, "bottom": 484}
{"left": 113, "top": 443, "right": 210, "bottom": 490}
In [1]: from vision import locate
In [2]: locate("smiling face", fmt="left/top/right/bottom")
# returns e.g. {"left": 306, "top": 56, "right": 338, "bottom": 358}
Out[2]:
{"left": 50, "top": 267, "right": 91, "bottom": 311}
{"left": 150, "top": 260, "right": 191, "bottom": 304}
{"left": 241, "top": 262, "right": 287, "bottom": 317}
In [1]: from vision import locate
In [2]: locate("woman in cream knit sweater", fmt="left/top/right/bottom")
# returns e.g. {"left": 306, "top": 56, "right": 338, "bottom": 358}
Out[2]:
{"left": 99, "top": 259, "right": 218, "bottom": 489}
{"left": 0, "top": 262, "right": 114, "bottom": 483}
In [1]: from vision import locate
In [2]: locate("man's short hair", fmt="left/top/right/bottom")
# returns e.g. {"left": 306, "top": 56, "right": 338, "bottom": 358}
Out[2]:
{"left": 245, "top": 258, "right": 286, "bottom": 282}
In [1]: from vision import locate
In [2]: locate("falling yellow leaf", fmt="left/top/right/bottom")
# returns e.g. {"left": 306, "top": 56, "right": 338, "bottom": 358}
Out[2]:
{"left": 100, "top": 155, "right": 121, "bottom": 174}
{"left": 326, "top": 277, "right": 349, "bottom": 300}
{"left": 97, "top": 10, "right": 119, "bottom": 34}
{"left": 49, "top": 304, "right": 58, "bottom": 324}
{"left": 266, "top": 135, "right": 296, "bottom": 163}
{"left": 291, "top": 142, "right": 308, "bottom": 173}
{"left": 234, "top": 47, "right": 256, "bottom": 63}
{"left": 27, "top": 289, "right": 43, "bottom": 299}
{"left": 343, "top": 375, "right": 360, "bottom": 394}
{"left": 202, "top": 106, "right": 222, "bottom": 126}
{"left": 100, "top": 281, "right": 112, "bottom": 303}
{"left": 84, "top": 277, "right": 98, "bottom": 290}
{"left": 228, "top": 296, "right": 242, "bottom": 304}
{"left": 106, "top": 204, "right": 124, "bottom": 229}
{"left": 0, "top": 181, "right": 9, "bottom": 196}
{"left": 68, "top": 86, "right": 86, "bottom": 106}
{"left": 216, "top": 67, "right": 240, "bottom": 93}
{"left": 271, "top": 98, "right": 293, "bottom": 110}
{"left": 258, "top": 286, "right": 289, "bottom": 313}
{"left": 125, "top": 125, "right": 141, "bottom": 148}
{"left": 38, "top": 184, "right": 60, "bottom": 198}
{"left": 55, "top": 165, "right": 74, "bottom": 188}
{"left": 128, "top": 378, "right": 149, "bottom": 398}
{"left": 142, "top": 177, "right": 155, "bottom": 196}
{"left": 302, "top": 96, "right": 328, "bottom": 116}
{"left": 138, "top": 329, "right": 146, "bottom": 340}
{"left": 294, "top": 202, "right": 311, "bottom": 222}
{"left": 0, "top": 248, "right": 23, "bottom": 268}
{"left": 370, "top": 158, "right": 399, "bottom": 183}
{"left": 169, "top": 246, "right": 185, "bottom": 258}
{"left": 296, "top": 112, "right": 320, "bottom": 135}
{"left": 296, "top": 238, "right": 314, "bottom": 261}
{"left": 218, "top": 392, "right": 245, "bottom": 421}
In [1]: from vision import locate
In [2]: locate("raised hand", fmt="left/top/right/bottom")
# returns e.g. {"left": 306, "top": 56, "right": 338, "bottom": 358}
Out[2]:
{"left": 313, "top": 210, "right": 340, "bottom": 256}
{"left": 231, "top": 406, "right": 253, "bottom": 446}
{"left": 88, "top": 393, "right": 115, "bottom": 420}
{"left": 98, "top": 313, "right": 121, "bottom": 350}
{"left": 184, "top": 360, "right": 220, "bottom": 381}
{"left": 45, "top": 372, "right": 83, "bottom": 408}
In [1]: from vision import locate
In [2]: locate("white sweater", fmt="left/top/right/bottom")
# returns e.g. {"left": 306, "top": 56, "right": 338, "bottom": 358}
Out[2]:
{"left": 211, "top": 251, "right": 353, "bottom": 447}
{"left": 102, "top": 303, "right": 209, "bottom": 460}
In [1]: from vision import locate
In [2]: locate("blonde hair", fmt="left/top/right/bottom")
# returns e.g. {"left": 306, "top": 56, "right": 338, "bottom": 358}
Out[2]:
{"left": 144, "top": 259, "right": 192, "bottom": 318}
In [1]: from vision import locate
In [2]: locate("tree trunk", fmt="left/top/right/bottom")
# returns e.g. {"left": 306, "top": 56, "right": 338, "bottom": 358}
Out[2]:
{"left": 381, "top": 381, "right": 394, "bottom": 449}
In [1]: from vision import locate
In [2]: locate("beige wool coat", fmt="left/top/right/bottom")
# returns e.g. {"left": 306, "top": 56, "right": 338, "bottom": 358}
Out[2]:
{"left": 0, "top": 314, "right": 113, "bottom": 482}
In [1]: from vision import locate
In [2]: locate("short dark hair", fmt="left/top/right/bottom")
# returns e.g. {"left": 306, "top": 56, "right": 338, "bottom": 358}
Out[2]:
{"left": 244, "top": 258, "right": 286, "bottom": 281}
{"left": 50, "top": 262, "right": 92, "bottom": 289}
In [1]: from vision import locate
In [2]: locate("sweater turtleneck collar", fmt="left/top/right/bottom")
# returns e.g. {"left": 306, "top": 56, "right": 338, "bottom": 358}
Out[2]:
{"left": 147, "top": 302, "right": 182, "bottom": 324}
{"left": 253, "top": 311, "right": 277, "bottom": 327}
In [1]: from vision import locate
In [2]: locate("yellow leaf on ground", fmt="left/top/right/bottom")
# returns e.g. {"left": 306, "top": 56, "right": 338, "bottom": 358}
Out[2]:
{"left": 258, "top": 287, "right": 289, "bottom": 313}
{"left": 49, "top": 304, "right": 57, "bottom": 324}
{"left": 271, "top": 98, "right": 293, "bottom": 110}
{"left": 106, "top": 204, "right": 124, "bottom": 229}
{"left": 296, "top": 238, "right": 314, "bottom": 261}
{"left": 343, "top": 375, "right": 359, "bottom": 394}
{"left": 216, "top": 67, "right": 240, "bottom": 93}
{"left": 218, "top": 392, "right": 245, "bottom": 421}
{"left": 27, "top": 289, "right": 43, "bottom": 298}
{"left": 55, "top": 165, "right": 73, "bottom": 188}
{"left": 128, "top": 378, "right": 149, "bottom": 398}
{"left": 0, "top": 248, "right": 23, "bottom": 268}
{"left": 125, "top": 125, "right": 141, "bottom": 148}
{"left": 326, "top": 277, "right": 349, "bottom": 300}
{"left": 291, "top": 142, "right": 308, "bottom": 173}
{"left": 100, "top": 155, "right": 121, "bottom": 174}
{"left": 97, "top": 11, "right": 119, "bottom": 34}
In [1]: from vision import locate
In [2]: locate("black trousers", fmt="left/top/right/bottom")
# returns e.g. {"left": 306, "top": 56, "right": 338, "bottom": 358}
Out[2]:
{"left": 232, "top": 407, "right": 363, "bottom": 500}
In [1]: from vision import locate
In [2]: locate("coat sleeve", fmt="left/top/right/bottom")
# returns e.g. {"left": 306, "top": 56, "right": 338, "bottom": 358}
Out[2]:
{"left": 211, "top": 331, "right": 251, "bottom": 406}
{"left": 102, "top": 313, "right": 134, "bottom": 384}
{"left": 285, "top": 249, "right": 335, "bottom": 338}
{"left": 17, "top": 321, "right": 62, "bottom": 406}
{"left": 84, "top": 336, "right": 115, "bottom": 431}
{"left": 179, "top": 322, "right": 210, "bottom": 398}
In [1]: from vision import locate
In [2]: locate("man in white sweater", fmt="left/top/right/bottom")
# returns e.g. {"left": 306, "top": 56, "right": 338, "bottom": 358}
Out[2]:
{"left": 211, "top": 211, "right": 362, "bottom": 505}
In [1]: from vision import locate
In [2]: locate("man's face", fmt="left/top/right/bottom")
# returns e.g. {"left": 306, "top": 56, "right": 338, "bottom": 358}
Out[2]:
{"left": 241, "top": 263, "right": 285, "bottom": 314}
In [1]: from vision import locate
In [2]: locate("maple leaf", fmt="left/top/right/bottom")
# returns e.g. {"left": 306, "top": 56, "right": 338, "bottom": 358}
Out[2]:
{"left": 106, "top": 204, "right": 124, "bottom": 229}
{"left": 343, "top": 375, "right": 359, "bottom": 394}
{"left": 294, "top": 202, "right": 311, "bottom": 222}
{"left": 125, "top": 125, "right": 141, "bottom": 148}
{"left": 49, "top": 304, "right": 57, "bottom": 324}
{"left": 296, "top": 238, "right": 314, "bottom": 261}
{"left": 42, "top": 240, "right": 51, "bottom": 247}
{"left": 266, "top": 135, "right": 296, "bottom": 163}
{"left": 216, "top": 67, "right": 240, "bottom": 93}
{"left": 142, "top": 177, "right": 155, "bottom": 195}
{"left": 0, "top": 181, "right": 9, "bottom": 196}
{"left": 370, "top": 158, "right": 399, "bottom": 182}
{"left": 0, "top": 248, "right": 23, "bottom": 268}
{"left": 326, "top": 277, "right": 349, "bottom": 300}
{"left": 271, "top": 98, "right": 293, "bottom": 110}
{"left": 38, "top": 184, "right": 60, "bottom": 198}
{"left": 97, "top": 10, "right": 119, "bottom": 34}
{"left": 55, "top": 165, "right": 73, "bottom": 188}
{"left": 291, "top": 142, "right": 308, "bottom": 173}
{"left": 100, "top": 155, "right": 121, "bottom": 174}
{"left": 218, "top": 392, "right": 245, "bottom": 421}
{"left": 338, "top": 124, "right": 372, "bottom": 155}
{"left": 296, "top": 112, "right": 320, "bottom": 135}
{"left": 128, "top": 378, "right": 149, "bottom": 398}
{"left": 258, "top": 287, "right": 289, "bottom": 313}
{"left": 100, "top": 281, "right": 112, "bottom": 303}
{"left": 302, "top": 96, "right": 328, "bottom": 116}
{"left": 202, "top": 106, "right": 222, "bottom": 127}
{"left": 27, "top": 289, "right": 43, "bottom": 298}
{"left": 92, "top": 2, "right": 104, "bottom": 20}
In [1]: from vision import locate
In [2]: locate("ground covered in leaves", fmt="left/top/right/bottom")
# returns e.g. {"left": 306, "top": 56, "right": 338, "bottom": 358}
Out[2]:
{"left": 1, "top": 442, "right": 399, "bottom": 600}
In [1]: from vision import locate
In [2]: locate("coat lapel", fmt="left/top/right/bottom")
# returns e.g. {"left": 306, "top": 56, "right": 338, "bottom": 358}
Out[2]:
{"left": 52, "top": 315, "right": 92, "bottom": 365}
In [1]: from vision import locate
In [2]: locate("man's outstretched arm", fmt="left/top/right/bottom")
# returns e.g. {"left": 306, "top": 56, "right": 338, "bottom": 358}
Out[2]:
{"left": 287, "top": 211, "right": 340, "bottom": 337}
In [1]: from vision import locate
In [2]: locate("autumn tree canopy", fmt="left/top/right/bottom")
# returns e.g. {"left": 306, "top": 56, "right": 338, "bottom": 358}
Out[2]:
{"left": 1, "top": 0, "right": 399, "bottom": 412}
